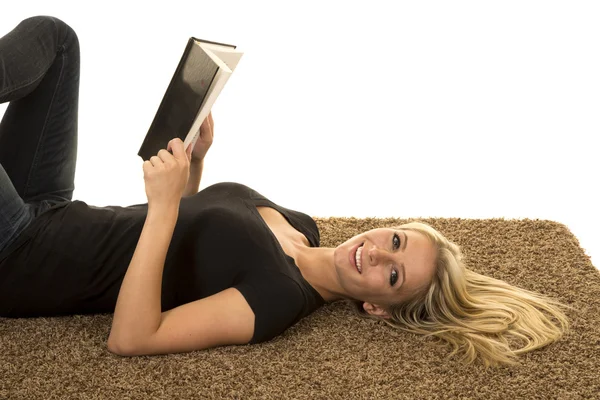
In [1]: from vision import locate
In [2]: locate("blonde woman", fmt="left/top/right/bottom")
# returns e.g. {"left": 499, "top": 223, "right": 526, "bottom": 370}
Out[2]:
{"left": 0, "top": 16, "right": 572, "bottom": 367}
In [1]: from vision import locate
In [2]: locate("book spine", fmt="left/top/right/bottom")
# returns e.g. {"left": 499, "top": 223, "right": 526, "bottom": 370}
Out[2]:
{"left": 192, "top": 37, "right": 236, "bottom": 49}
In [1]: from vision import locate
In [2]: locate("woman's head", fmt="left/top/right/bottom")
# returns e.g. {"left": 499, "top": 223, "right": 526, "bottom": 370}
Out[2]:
{"left": 341, "top": 220, "right": 465, "bottom": 321}
{"left": 339, "top": 221, "right": 573, "bottom": 367}
{"left": 333, "top": 222, "right": 439, "bottom": 316}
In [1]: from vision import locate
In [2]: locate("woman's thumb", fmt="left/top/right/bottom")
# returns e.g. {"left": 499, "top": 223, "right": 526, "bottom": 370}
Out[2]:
{"left": 186, "top": 143, "right": 192, "bottom": 160}
{"left": 168, "top": 138, "right": 183, "bottom": 158}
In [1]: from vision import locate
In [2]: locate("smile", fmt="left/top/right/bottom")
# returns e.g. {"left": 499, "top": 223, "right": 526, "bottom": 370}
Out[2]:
{"left": 350, "top": 243, "right": 364, "bottom": 274}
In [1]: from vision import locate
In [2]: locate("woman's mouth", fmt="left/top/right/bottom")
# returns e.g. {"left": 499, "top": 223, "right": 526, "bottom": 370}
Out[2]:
{"left": 350, "top": 243, "right": 364, "bottom": 273}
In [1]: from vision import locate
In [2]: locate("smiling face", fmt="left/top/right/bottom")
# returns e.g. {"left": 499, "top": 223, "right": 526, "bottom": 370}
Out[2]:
{"left": 333, "top": 228, "right": 437, "bottom": 316}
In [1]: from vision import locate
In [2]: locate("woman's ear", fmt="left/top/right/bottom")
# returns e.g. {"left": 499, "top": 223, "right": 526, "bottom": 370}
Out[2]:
{"left": 362, "top": 302, "right": 392, "bottom": 319}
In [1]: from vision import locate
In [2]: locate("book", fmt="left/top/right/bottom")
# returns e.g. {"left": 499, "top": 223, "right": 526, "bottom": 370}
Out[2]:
{"left": 138, "top": 37, "right": 243, "bottom": 161}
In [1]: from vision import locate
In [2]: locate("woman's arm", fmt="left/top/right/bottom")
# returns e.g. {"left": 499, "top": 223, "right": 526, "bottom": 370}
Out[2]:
{"left": 108, "top": 204, "right": 179, "bottom": 351}
{"left": 182, "top": 159, "right": 203, "bottom": 197}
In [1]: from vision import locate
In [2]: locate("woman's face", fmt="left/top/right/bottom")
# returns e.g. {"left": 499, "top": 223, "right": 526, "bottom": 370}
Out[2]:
{"left": 333, "top": 228, "right": 437, "bottom": 316}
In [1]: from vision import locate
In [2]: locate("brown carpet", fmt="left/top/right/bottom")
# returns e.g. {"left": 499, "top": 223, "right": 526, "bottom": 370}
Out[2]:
{"left": 1, "top": 217, "right": 599, "bottom": 400}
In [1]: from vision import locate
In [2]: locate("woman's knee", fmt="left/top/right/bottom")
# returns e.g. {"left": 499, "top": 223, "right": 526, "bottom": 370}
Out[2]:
{"left": 19, "top": 16, "right": 79, "bottom": 53}
{"left": 49, "top": 16, "right": 79, "bottom": 53}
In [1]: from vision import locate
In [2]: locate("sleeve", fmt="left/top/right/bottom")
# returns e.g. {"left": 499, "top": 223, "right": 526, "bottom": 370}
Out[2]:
{"left": 233, "top": 272, "right": 305, "bottom": 344}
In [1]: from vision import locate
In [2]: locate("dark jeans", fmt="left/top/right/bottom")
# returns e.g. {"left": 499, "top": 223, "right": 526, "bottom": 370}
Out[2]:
{"left": 0, "top": 16, "right": 79, "bottom": 253}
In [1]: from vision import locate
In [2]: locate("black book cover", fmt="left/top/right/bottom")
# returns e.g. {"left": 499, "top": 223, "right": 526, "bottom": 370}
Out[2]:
{"left": 138, "top": 38, "right": 222, "bottom": 161}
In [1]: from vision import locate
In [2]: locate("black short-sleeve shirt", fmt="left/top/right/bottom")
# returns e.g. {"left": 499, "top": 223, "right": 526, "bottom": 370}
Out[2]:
{"left": 0, "top": 182, "right": 325, "bottom": 344}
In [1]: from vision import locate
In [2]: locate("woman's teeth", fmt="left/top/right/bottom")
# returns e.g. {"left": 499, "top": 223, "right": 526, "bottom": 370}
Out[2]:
{"left": 355, "top": 244, "right": 363, "bottom": 273}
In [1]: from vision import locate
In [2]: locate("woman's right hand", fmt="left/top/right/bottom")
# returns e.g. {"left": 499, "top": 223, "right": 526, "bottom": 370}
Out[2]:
{"left": 143, "top": 138, "right": 192, "bottom": 209}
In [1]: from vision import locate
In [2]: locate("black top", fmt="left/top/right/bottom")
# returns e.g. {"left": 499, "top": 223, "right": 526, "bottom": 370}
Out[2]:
{"left": 0, "top": 182, "right": 325, "bottom": 344}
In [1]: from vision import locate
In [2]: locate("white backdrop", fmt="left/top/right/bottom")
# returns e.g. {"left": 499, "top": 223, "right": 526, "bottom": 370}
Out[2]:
{"left": 1, "top": 1, "right": 598, "bottom": 270}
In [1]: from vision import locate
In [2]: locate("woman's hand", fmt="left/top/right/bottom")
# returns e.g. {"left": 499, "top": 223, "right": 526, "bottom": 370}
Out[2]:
{"left": 191, "top": 111, "right": 214, "bottom": 163}
{"left": 143, "top": 138, "right": 192, "bottom": 209}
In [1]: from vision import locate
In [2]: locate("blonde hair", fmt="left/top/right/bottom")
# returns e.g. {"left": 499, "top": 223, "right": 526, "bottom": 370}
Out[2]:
{"left": 347, "top": 221, "right": 574, "bottom": 368}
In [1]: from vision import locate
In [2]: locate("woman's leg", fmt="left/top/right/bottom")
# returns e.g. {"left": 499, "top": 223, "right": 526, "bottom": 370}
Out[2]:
{"left": 0, "top": 16, "right": 80, "bottom": 251}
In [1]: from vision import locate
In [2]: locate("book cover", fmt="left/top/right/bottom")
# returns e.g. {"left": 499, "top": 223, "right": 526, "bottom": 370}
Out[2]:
{"left": 138, "top": 38, "right": 238, "bottom": 161}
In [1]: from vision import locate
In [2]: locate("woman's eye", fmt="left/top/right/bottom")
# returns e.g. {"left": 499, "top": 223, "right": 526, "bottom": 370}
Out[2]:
{"left": 392, "top": 233, "right": 401, "bottom": 250}
{"left": 390, "top": 269, "right": 398, "bottom": 286}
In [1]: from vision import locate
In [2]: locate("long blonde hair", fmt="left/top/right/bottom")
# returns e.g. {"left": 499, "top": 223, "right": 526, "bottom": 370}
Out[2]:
{"left": 347, "top": 221, "right": 574, "bottom": 368}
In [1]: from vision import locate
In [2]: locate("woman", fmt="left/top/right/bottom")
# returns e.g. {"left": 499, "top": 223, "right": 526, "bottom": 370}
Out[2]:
{"left": 0, "top": 16, "right": 572, "bottom": 367}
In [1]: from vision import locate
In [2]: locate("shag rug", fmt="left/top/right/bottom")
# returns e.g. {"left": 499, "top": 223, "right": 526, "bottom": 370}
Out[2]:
{"left": 1, "top": 217, "right": 598, "bottom": 400}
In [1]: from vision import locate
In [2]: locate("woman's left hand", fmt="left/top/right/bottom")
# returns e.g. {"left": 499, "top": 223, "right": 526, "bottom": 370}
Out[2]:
{"left": 191, "top": 111, "right": 214, "bottom": 163}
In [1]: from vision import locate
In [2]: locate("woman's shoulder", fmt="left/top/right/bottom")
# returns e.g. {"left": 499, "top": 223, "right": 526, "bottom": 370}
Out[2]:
{"left": 199, "top": 181, "right": 257, "bottom": 196}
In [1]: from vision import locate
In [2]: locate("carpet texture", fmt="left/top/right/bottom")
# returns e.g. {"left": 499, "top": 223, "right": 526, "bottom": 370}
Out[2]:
{"left": 1, "top": 217, "right": 598, "bottom": 400}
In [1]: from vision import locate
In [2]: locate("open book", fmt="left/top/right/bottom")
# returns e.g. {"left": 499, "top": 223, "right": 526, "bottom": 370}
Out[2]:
{"left": 138, "top": 37, "right": 243, "bottom": 161}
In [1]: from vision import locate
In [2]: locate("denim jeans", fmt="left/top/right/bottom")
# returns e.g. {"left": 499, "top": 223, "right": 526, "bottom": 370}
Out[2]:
{"left": 0, "top": 16, "right": 79, "bottom": 253}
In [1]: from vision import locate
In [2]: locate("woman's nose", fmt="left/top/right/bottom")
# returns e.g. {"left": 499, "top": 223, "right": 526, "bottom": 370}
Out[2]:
{"left": 368, "top": 246, "right": 388, "bottom": 266}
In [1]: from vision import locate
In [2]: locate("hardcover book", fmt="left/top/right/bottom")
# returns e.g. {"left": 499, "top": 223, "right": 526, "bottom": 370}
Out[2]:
{"left": 138, "top": 37, "right": 243, "bottom": 161}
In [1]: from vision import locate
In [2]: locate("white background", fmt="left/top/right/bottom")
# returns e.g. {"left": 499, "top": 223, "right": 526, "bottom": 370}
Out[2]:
{"left": 1, "top": 1, "right": 598, "bottom": 271}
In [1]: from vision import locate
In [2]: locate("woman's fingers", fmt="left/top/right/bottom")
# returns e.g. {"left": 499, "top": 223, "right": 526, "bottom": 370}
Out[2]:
{"left": 147, "top": 140, "right": 189, "bottom": 170}
{"left": 150, "top": 155, "right": 161, "bottom": 166}
{"left": 169, "top": 138, "right": 188, "bottom": 162}
{"left": 201, "top": 113, "right": 214, "bottom": 142}
{"left": 165, "top": 139, "right": 190, "bottom": 163}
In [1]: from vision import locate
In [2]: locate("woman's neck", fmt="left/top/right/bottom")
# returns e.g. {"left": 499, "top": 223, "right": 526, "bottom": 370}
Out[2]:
{"left": 293, "top": 244, "right": 346, "bottom": 303}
